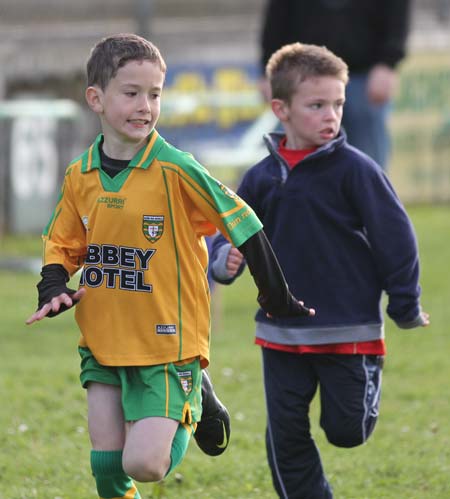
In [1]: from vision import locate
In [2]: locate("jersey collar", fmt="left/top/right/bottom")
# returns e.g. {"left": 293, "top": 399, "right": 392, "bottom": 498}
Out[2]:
{"left": 81, "top": 129, "right": 165, "bottom": 173}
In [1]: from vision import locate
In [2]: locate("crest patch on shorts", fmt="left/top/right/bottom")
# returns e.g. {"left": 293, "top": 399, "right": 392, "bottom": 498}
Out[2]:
{"left": 177, "top": 370, "right": 193, "bottom": 395}
{"left": 143, "top": 215, "right": 164, "bottom": 243}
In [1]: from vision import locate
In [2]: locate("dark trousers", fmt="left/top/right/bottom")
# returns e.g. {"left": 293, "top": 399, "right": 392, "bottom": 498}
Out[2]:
{"left": 262, "top": 348, "right": 384, "bottom": 499}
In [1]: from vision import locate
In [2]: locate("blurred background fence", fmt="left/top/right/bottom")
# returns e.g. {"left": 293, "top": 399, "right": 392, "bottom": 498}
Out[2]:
{"left": 0, "top": 0, "right": 449, "bottom": 235}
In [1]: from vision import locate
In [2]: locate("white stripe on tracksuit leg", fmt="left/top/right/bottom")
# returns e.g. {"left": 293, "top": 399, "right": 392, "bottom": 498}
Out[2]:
{"left": 361, "top": 355, "right": 382, "bottom": 443}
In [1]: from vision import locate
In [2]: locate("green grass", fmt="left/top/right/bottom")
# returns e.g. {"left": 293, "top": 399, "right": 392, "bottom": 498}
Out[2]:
{"left": 0, "top": 204, "right": 449, "bottom": 498}
{"left": 0, "top": 234, "right": 43, "bottom": 258}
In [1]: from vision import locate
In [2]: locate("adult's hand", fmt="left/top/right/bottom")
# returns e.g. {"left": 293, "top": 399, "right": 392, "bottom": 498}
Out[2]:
{"left": 367, "top": 64, "right": 398, "bottom": 105}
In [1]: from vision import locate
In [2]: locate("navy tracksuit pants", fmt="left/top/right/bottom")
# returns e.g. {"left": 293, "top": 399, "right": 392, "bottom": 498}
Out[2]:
{"left": 262, "top": 348, "right": 383, "bottom": 499}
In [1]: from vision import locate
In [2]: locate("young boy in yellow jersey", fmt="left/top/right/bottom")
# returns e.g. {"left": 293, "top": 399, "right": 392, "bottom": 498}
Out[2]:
{"left": 26, "top": 33, "right": 314, "bottom": 498}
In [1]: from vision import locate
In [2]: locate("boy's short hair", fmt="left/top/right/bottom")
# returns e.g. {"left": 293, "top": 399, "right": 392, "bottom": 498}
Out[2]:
{"left": 87, "top": 33, "right": 167, "bottom": 89}
{"left": 266, "top": 42, "right": 349, "bottom": 103}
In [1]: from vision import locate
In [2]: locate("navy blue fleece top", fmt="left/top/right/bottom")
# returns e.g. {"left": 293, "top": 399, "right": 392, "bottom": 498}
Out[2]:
{"left": 210, "top": 131, "right": 424, "bottom": 346}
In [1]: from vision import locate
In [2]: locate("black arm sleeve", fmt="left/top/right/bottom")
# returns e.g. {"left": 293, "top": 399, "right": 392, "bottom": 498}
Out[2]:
{"left": 36, "top": 264, "right": 80, "bottom": 317}
{"left": 238, "top": 230, "right": 311, "bottom": 317}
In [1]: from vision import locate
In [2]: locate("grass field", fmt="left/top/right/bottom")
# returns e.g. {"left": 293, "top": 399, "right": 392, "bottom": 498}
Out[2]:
{"left": 0, "top": 204, "right": 449, "bottom": 499}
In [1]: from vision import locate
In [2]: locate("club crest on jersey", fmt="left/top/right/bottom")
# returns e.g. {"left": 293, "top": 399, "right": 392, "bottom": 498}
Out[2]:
{"left": 177, "top": 370, "right": 193, "bottom": 395}
{"left": 143, "top": 215, "right": 164, "bottom": 243}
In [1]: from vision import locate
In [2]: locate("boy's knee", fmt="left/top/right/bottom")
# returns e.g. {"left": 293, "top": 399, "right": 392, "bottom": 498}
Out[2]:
{"left": 323, "top": 422, "right": 370, "bottom": 448}
{"left": 326, "top": 429, "right": 364, "bottom": 448}
{"left": 322, "top": 414, "right": 378, "bottom": 448}
{"left": 123, "top": 456, "right": 170, "bottom": 483}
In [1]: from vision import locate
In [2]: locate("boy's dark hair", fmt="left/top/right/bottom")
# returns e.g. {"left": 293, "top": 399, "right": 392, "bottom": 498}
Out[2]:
{"left": 87, "top": 33, "right": 167, "bottom": 89}
{"left": 266, "top": 42, "right": 349, "bottom": 103}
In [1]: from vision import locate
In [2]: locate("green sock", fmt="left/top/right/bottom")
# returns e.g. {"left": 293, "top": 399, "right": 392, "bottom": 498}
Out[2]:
{"left": 90, "top": 450, "right": 141, "bottom": 499}
{"left": 165, "top": 423, "right": 193, "bottom": 477}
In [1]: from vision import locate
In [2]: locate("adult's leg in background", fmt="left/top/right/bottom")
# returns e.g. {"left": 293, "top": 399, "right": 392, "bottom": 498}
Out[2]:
{"left": 343, "top": 73, "right": 391, "bottom": 170}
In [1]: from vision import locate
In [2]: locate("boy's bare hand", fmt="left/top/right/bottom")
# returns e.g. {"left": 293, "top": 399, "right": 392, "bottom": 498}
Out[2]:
{"left": 26, "top": 288, "right": 86, "bottom": 325}
{"left": 420, "top": 310, "right": 430, "bottom": 327}
{"left": 226, "top": 247, "right": 244, "bottom": 277}
{"left": 266, "top": 300, "right": 315, "bottom": 319}
{"left": 301, "top": 301, "right": 316, "bottom": 317}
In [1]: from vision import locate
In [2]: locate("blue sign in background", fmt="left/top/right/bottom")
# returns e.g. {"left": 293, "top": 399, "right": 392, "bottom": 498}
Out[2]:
{"left": 157, "top": 62, "right": 266, "bottom": 156}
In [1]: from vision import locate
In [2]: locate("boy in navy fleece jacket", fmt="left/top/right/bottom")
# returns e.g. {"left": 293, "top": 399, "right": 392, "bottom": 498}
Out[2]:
{"left": 210, "top": 43, "right": 429, "bottom": 499}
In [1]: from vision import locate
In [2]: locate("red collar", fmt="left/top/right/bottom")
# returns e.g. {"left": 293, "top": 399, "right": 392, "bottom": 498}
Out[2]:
{"left": 278, "top": 137, "right": 317, "bottom": 169}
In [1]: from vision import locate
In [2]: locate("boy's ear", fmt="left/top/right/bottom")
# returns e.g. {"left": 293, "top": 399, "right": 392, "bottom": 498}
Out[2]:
{"left": 271, "top": 99, "right": 289, "bottom": 122}
{"left": 85, "top": 86, "right": 103, "bottom": 113}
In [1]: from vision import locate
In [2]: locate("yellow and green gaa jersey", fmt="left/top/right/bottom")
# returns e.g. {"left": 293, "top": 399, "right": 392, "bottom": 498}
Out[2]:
{"left": 43, "top": 131, "right": 262, "bottom": 367}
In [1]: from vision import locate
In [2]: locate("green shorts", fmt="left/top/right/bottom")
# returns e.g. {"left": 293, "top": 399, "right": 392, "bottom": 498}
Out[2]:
{"left": 79, "top": 347, "right": 202, "bottom": 424}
